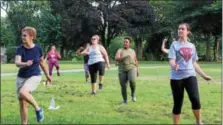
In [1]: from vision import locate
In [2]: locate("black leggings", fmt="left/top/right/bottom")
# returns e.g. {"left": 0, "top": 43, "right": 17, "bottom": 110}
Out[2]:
{"left": 170, "top": 76, "right": 201, "bottom": 115}
{"left": 88, "top": 62, "right": 105, "bottom": 84}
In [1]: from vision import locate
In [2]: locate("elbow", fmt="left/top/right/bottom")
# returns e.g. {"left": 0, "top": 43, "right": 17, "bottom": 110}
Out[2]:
{"left": 15, "top": 62, "right": 21, "bottom": 68}
{"left": 115, "top": 57, "right": 120, "bottom": 61}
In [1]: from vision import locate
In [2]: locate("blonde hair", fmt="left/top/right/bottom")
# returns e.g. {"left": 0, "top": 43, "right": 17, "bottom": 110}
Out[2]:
{"left": 22, "top": 26, "right": 37, "bottom": 40}
{"left": 92, "top": 35, "right": 100, "bottom": 41}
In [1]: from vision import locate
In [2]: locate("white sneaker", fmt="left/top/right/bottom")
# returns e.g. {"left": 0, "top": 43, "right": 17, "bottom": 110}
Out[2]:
{"left": 132, "top": 96, "right": 136, "bottom": 102}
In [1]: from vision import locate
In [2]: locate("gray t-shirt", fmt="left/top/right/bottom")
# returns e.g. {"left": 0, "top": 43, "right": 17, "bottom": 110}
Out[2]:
{"left": 168, "top": 41, "right": 198, "bottom": 80}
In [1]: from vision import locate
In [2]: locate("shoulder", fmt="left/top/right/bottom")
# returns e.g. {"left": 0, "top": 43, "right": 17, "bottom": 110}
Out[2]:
{"left": 117, "top": 48, "right": 123, "bottom": 52}
{"left": 171, "top": 41, "right": 178, "bottom": 46}
{"left": 16, "top": 45, "right": 23, "bottom": 50}
{"left": 130, "top": 48, "right": 135, "bottom": 52}
{"left": 34, "top": 44, "right": 42, "bottom": 49}
{"left": 188, "top": 42, "right": 195, "bottom": 47}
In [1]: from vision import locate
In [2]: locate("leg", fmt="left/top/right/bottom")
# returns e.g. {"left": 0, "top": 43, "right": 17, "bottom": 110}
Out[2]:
{"left": 19, "top": 98, "right": 28, "bottom": 125}
{"left": 89, "top": 64, "right": 97, "bottom": 94}
{"left": 55, "top": 61, "right": 60, "bottom": 76}
{"left": 98, "top": 62, "right": 105, "bottom": 89}
{"left": 128, "top": 68, "right": 137, "bottom": 97}
{"left": 170, "top": 79, "right": 185, "bottom": 124}
{"left": 17, "top": 76, "right": 43, "bottom": 123}
{"left": 48, "top": 61, "right": 53, "bottom": 76}
{"left": 84, "top": 63, "right": 89, "bottom": 82}
{"left": 184, "top": 76, "right": 202, "bottom": 123}
{"left": 19, "top": 88, "right": 40, "bottom": 110}
{"left": 19, "top": 76, "right": 41, "bottom": 110}
{"left": 118, "top": 71, "right": 128, "bottom": 102}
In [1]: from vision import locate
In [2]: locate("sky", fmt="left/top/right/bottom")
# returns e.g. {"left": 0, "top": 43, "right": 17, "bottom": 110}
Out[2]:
{"left": 1, "top": 8, "right": 7, "bottom": 17}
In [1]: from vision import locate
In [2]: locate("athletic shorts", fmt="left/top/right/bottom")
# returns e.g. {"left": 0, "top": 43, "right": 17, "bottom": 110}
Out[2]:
{"left": 16, "top": 76, "right": 42, "bottom": 97}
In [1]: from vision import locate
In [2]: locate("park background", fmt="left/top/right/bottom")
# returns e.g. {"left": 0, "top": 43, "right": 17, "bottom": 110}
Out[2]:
{"left": 1, "top": 0, "right": 222, "bottom": 124}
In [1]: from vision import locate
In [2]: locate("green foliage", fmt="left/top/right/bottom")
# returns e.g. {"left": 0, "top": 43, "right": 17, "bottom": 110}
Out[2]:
{"left": 5, "top": 46, "right": 17, "bottom": 63}
{"left": 0, "top": 18, "right": 16, "bottom": 47}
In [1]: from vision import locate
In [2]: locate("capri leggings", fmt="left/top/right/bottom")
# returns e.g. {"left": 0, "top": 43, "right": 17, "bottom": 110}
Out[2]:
{"left": 170, "top": 76, "right": 201, "bottom": 114}
{"left": 88, "top": 61, "right": 105, "bottom": 84}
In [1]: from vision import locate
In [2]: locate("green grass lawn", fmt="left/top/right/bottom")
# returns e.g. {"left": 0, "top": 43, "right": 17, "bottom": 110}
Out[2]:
{"left": 1, "top": 61, "right": 222, "bottom": 124}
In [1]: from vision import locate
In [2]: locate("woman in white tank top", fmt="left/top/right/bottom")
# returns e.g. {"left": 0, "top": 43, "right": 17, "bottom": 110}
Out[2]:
{"left": 80, "top": 35, "right": 110, "bottom": 95}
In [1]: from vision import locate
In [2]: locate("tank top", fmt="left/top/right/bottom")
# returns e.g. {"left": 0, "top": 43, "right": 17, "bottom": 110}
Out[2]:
{"left": 88, "top": 45, "right": 105, "bottom": 65}
{"left": 118, "top": 48, "right": 136, "bottom": 71}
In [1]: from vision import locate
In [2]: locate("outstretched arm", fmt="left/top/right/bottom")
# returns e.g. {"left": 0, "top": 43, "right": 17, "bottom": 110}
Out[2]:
{"left": 194, "top": 61, "right": 212, "bottom": 81}
{"left": 40, "top": 56, "right": 51, "bottom": 82}
{"left": 76, "top": 47, "right": 84, "bottom": 55}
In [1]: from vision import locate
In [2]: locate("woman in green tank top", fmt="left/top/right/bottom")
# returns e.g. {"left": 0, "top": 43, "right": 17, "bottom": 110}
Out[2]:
{"left": 115, "top": 37, "right": 139, "bottom": 105}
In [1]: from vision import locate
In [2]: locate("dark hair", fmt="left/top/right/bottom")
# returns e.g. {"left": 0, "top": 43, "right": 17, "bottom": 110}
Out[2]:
{"left": 179, "top": 23, "right": 192, "bottom": 36}
{"left": 124, "top": 37, "right": 132, "bottom": 43}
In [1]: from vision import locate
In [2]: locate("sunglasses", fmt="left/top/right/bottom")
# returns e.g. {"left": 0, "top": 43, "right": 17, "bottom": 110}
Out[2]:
{"left": 22, "top": 34, "right": 27, "bottom": 37}
{"left": 91, "top": 38, "right": 97, "bottom": 41}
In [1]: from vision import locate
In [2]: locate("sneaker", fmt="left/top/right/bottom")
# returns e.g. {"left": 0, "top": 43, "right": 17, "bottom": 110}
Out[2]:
{"left": 36, "top": 108, "right": 44, "bottom": 122}
{"left": 132, "top": 96, "right": 136, "bottom": 102}
{"left": 121, "top": 100, "right": 128, "bottom": 105}
{"left": 91, "top": 92, "right": 96, "bottom": 95}
{"left": 99, "top": 83, "right": 103, "bottom": 90}
{"left": 57, "top": 71, "right": 60, "bottom": 76}
{"left": 195, "top": 121, "right": 204, "bottom": 125}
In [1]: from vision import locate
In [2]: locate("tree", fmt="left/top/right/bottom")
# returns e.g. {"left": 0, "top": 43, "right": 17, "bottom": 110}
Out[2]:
{"left": 169, "top": 0, "right": 222, "bottom": 61}
{"left": 51, "top": 0, "right": 155, "bottom": 60}
{"left": 1, "top": 1, "right": 47, "bottom": 45}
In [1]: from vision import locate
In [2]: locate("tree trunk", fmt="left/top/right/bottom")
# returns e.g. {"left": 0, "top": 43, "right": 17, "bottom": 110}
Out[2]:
{"left": 135, "top": 37, "right": 143, "bottom": 60}
{"left": 60, "top": 45, "right": 64, "bottom": 59}
{"left": 213, "top": 36, "right": 219, "bottom": 62}
{"left": 205, "top": 35, "right": 211, "bottom": 61}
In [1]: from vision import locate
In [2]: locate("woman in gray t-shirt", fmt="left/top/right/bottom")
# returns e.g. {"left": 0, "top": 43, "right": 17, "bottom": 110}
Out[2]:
{"left": 168, "top": 23, "right": 212, "bottom": 124}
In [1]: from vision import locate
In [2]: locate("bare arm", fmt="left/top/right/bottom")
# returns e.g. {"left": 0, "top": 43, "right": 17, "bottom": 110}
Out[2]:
{"left": 100, "top": 45, "right": 110, "bottom": 66}
{"left": 134, "top": 52, "right": 139, "bottom": 77}
{"left": 194, "top": 61, "right": 212, "bottom": 81}
{"left": 76, "top": 47, "right": 84, "bottom": 55}
{"left": 40, "top": 56, "right": 52, "bottom": 82}
{"left": 15, "top": 55, "right": 32, "bottom": 68}
{"left": 57, "top": 52, "right": 61, "bottom": 59}
{"left": 80, "top": 46, "right": 90, "bottom": 56}
{"left": 161, "top": 39, "right": 169, "bottom": 54}
{"left": 169, "top": 58, "right": 179, "bottom": 71}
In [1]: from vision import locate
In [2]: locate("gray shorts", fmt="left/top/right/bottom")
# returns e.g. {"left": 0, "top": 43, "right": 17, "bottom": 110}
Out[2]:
{"left": 16, "top": 76, "right": 42, "bottom": 97}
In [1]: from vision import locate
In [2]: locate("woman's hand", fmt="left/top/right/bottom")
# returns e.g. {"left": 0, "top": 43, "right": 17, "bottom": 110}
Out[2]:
{"left": 203, "top": 75, "right": 212, "bottom": 81}
{"left": 106, "top": 63, "right": 111, "bottom": 69}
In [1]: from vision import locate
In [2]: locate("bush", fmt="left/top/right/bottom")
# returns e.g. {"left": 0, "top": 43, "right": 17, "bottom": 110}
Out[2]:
{"left": 6, "top": 46, "right": 17, "bottom": 63}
